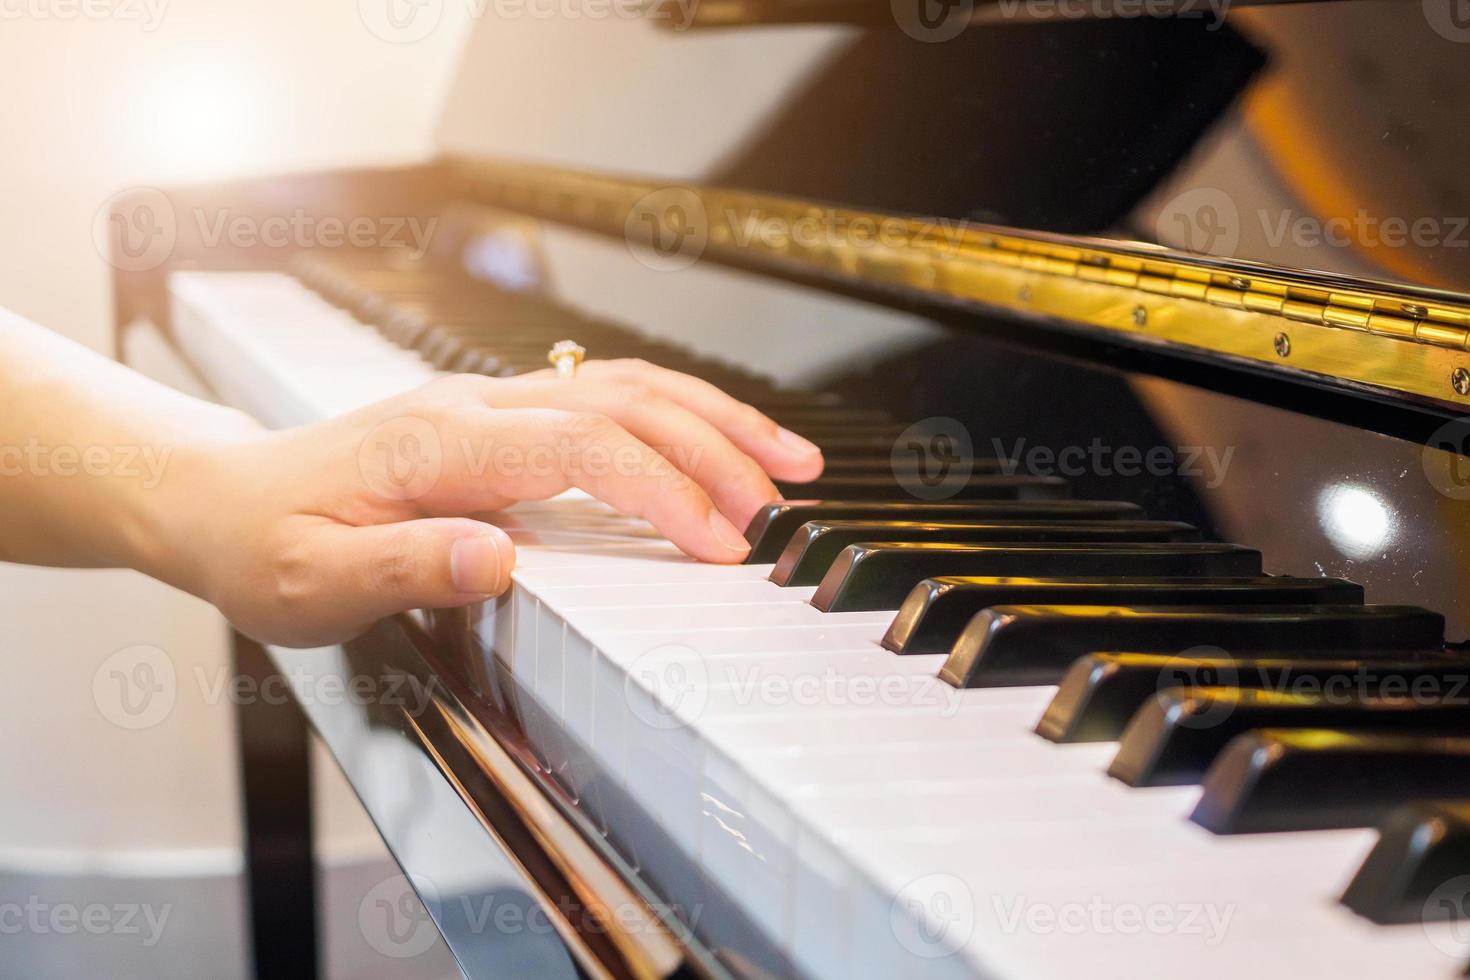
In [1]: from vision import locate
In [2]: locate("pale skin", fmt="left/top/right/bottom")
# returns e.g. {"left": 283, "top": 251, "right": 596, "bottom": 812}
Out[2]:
{"left": 0, "top": 311, "right": 824, "bottom": 646}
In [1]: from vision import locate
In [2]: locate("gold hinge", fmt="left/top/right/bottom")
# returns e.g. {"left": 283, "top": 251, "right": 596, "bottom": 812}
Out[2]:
{"left": 448, "top": 156, "right": 1470, "bottom": 408}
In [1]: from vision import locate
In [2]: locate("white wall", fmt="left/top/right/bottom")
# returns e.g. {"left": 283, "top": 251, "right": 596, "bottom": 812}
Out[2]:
{"left": 0, "top": 0, "right": 470, "bottom": 869}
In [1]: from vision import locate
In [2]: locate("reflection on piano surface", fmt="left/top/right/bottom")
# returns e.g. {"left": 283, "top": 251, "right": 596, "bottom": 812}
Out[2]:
{"left": 114, "top": 1, "right": 1470, "bottom": 977}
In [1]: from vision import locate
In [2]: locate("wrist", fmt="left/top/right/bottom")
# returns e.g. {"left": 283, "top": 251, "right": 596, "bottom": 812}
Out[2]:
{"left": 121, "top": 408, "right": 266, "bottom": 600}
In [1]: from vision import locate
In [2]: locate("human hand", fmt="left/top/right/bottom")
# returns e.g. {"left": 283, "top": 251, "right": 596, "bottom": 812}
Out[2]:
{"left": 157, "top": 360, "right": 824, "bottom": 646}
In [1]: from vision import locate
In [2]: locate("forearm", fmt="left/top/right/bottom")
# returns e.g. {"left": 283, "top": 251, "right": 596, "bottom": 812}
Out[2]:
{"left": 0, "top": 309, "right": 262, "bottom": 581}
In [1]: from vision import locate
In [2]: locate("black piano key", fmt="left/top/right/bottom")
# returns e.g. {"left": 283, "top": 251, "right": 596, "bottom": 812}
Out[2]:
{"left": 1192, "top": 730, "right": 1470, "bottom": 835}
{"left": 885, "top": 576, "right": 1365, "bottom": 656}
{"left": 773, "top": 474, "right": 1068, "bottom": 501}
{"left": 1110, "top": 688, "right": 1470, "bottom": 787}
{"left": 941, "top": 604, "right": 1444, "bottom": 688}
{"left": 813, "top": 543, "right": 1262, "bottom": 614}
{"left": 806, "top": 435, "right": 935, "bottom": 453}
{"left": 813, "top": 455, "right": 1003, "bottom": 474}
{"left": 1037, "top": 652, "right": 1470, "bottom": 743}
{"left": 743, "top": 499, "right": 1145, "bottom": 563}
{"left": 765, "top": 408, "right": 895, "bottom": 428}
{"left": 771, "top": 520, "right": 1199, "bottom": 587}
{"left": 1341, "top": 800, "right": 1470, "bottom": 924}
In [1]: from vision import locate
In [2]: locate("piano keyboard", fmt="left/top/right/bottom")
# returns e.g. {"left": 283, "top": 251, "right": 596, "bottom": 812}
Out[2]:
{"left": 169, "top": 266, "right": 1470, "bottom": 979}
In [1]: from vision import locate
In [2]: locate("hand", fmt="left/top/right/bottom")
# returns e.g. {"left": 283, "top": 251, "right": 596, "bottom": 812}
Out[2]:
{"left": 156, "top": 360, "right": 824, "bottom": 646}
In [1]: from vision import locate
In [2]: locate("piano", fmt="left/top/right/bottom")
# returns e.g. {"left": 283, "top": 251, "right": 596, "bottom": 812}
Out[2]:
{"left": 110, "top": 2, "right": 1470, "bottom": 977}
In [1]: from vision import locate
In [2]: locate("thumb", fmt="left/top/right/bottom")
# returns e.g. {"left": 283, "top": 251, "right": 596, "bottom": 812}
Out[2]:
{"left": 327, "top": 518, "right": 517, "bottom": 622}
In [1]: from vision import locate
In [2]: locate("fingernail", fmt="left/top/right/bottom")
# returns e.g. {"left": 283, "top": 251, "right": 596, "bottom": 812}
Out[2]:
{"left": 708, "top": 510, "right": 752, "bottom": 554}
{"left": 451, "top": 532, "right": 507, "bottom": 594}
{"left": 776, "top": 427, "right": 821, "bottom": 456}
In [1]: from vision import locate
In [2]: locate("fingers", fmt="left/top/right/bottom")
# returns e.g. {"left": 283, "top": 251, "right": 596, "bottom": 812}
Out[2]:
{"left": 534, "top": 359, "right": 825, "bottom": 483}
{"left": 435, "top": 408, "right": 752, "bottom": 563}
{"left": 307, "top": 518, "right": 517, "bottom": 639}
{"left": 478, "top": 375, "right": 781, "bottom": 528}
